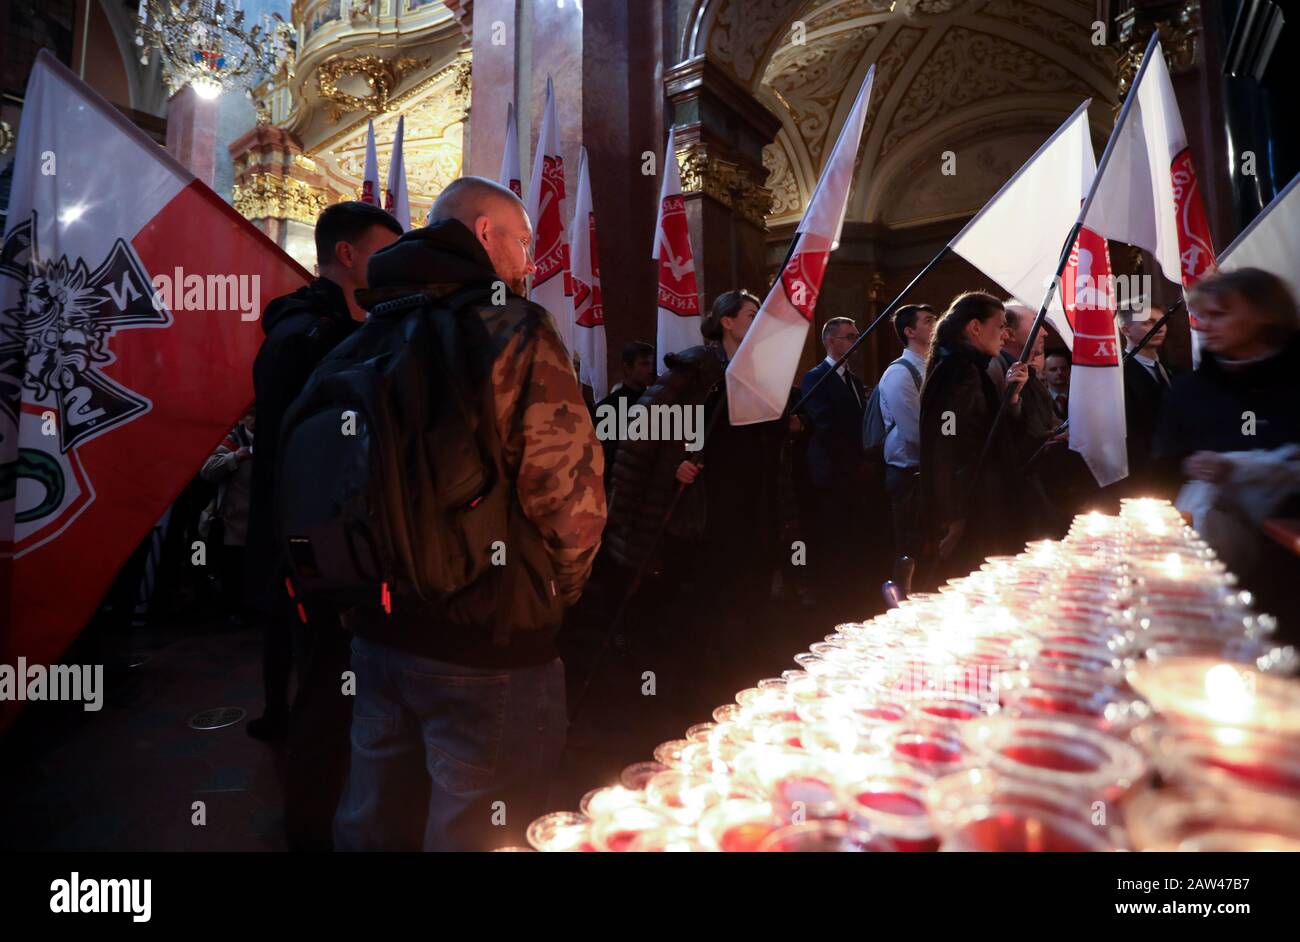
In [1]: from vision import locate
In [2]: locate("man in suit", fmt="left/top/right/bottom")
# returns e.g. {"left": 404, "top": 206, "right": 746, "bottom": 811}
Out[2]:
{"left": 1044, "top": 352, "right": 1071, "bottom": 418}
{"left": 799, "top": 317, "right": 871, "bottom": 615}
{"left": 1118, "top": 300, "right": 1177, "bottom": 493}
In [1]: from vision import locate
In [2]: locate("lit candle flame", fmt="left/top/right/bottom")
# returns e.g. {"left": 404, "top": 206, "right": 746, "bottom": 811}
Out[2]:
{"left": 1204, "top": 664, "right": 1253, "bottom": 723}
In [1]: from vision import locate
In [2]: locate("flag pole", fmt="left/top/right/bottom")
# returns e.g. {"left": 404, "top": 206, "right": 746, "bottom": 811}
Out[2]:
{"left": 570, "top": 380, "right": 730, "bottom": 721}
{"left": 787, "top": 246, "right": 952, "bottom": 418}
{"left": 1022, "top": 297, "right": 1184, "bottom": 471}
{"left": 937, "top": 42, "right": 1160, "bottom": 572}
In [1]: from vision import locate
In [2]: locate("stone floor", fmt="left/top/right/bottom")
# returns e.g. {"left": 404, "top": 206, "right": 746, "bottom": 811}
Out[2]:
{"left": 0, "top": 565, "right": 860, "bottom": 852}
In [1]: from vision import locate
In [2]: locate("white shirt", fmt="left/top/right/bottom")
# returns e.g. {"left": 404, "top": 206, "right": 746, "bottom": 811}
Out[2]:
{"left": 878, "top": 347, "right": 925, "bottom": 469}
{"left": 823, "top": 355, "right": 862, "bottom": 406}
{"left": 1127, "top": 347, "right": 1169, "bottom": 387}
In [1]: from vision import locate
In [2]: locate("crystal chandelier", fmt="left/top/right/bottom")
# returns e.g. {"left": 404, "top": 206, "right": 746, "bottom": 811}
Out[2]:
{"left": 135, "top": 0, "right": 296, "bottom": 101}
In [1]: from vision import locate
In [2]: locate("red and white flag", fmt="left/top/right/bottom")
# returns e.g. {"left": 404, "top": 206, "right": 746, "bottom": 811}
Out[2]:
{"left": 1217, "top": 171, "right": 1300, "bottom": 297}
{"left": 570, "top": 148, "right": 607, "bottom": 399}
{"left": 726, "top": 67, "right": 875, "bottom": 425}
{"left": 652, "top": 126, "right": 701, "bottom": 374}
{"left": 499, "top": 101, "right": 523, "bottom": 199}
{"left": 0, "top": 52, "right": 309, "bottom": 717}
{"left": 948, "top": 100, "right": 1127, "bottom": 485}
{"left": 384, "top": 115, "right": 410, "bottom": 230}
{"left": 1059, "top": 224, "right": 1127, "bottom": 487}
{"left": 525, "top": 76, "right": 574, "bottom": 355}
{"left": 1084, "top": 35, "right": 1216, "bottom": 360}
{"left": 949, "top": 101, "right": 1095, "bottom": 346}
{"left": 360, "top": 120, "right": 380, "bottom": 206}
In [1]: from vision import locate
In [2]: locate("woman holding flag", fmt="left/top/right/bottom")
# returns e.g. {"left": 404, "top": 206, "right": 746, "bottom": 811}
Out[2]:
{"left": 918, "top": 292, "right": 1030, "bottom": 583}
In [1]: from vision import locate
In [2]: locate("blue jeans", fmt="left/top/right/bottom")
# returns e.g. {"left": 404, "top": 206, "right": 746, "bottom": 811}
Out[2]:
{"left": 334, "top": 637, "right": 566, "bottom": 851}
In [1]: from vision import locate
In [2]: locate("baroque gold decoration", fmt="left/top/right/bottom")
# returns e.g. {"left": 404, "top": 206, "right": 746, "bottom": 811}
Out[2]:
{"left": 1116, "top": 2, "right": 1201, "bottom": 110}
{"left": 677, "top": 142, "right": 774, "bottom": 227}
{"left": 0, "top": 119, "right": 13, "bottom": 157}
{"left": 233, "top": 172, "right": 333, "bottom": 224}
{"left": 763, "top": 138, "right": 804, "bottom": 220}
{"left": 316, "top": 53, "right": 431, "bottom": 122}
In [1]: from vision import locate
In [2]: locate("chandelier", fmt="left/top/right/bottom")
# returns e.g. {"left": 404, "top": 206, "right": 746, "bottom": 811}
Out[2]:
{"left": 135, "top": 0, "right": 296, "bottom": 101}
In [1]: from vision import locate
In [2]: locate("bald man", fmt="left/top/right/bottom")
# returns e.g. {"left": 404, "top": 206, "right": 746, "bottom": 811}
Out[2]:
{"left": 333, "top": 176, "right": 607, "bottom": 851}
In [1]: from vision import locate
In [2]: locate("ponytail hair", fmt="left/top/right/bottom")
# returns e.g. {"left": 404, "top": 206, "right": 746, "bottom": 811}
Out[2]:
{"left": 924, "top": 290, "right": 1004, "bottom": 378}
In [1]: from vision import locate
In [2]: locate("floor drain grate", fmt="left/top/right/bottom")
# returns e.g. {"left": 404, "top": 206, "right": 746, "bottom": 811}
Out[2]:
{"left": 189, "top": 707, "right": 246, "bottom": 730}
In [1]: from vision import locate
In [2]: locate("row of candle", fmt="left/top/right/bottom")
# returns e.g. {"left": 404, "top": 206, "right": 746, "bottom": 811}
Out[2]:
{"left": 519, "top": 499, "right": 1300, "bottom": 851}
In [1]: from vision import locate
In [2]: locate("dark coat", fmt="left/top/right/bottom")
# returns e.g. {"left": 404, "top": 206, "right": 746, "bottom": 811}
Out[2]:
{"left": 1123, "top": 354, "right": 1177, "bottom": 489}
{"left": 606, "top": 344, "right": 797, "bottom": 572}
{"left": 594, "top": 383, "right": 646, "bottom": 487}
{"left": 1154, "top": 333, "right": 1300, "bottom": 464}
{"left": 799, "top": 359, "right": 867, "bottom": 491}
{"left": 244, "top": 277, "right": 359, "bottom": 614}
{"left": 918, "top": 342, "right": 1023, "bottom": 572}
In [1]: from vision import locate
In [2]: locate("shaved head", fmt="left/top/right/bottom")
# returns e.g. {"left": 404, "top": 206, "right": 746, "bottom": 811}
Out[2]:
{"left": 428, "top": 175, "right": 535, "bottom": 294}
{"left": 429, "top": 175, "right": 527, "bottom": 227}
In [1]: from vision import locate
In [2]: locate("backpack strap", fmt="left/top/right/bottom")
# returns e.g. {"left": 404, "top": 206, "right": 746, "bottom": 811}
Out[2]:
{"left": 887, "top": 355, "right": 922, "bottom": 392}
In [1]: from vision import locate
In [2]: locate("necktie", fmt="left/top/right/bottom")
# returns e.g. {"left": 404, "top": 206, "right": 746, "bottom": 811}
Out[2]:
{"left": 1054, "top": 392, "right": 1068, "bottom": 418}
{"left": 844, "top": 370, "right": 861, "bottom": 407}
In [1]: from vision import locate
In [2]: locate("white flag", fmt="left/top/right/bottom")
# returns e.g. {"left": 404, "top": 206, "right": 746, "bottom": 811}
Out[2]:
{"left": 948, "top": 101, "right": 1095, "bottom": 345}
{"left": 499, "top": 102, "right": 523, "bottom": 199}
{"left": 1216, "top": 171, "right": 1300, "bottom": 300}
{"left": 570, "top": 148, "right": 607, "bottom": 399}
{"left": 360, "top": 120, "right": 380, "bottom": 206}
{"left": 526, "top": 76, "right": 574, "bottom": 355}
{"left": 652, "top": 126, "right": 701, "bottom": 374}
{"left": 1083, "top": 35, "right": 1217, "bottom": 366}
{"left": 384, "top": 115, "right": 410, "bottom": 230}
{"left": 725, "top": 67, "right": 875, "bottom": 426}
{"left": 1084, "top": 35, "right": 1217, "bottom": 292}
{"left": 948, "top": 100, "right": 1127, "bottom": 485}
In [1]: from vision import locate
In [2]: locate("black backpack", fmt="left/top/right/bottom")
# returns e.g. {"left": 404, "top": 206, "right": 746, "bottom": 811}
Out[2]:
{"left": 274, "top": 284, "right": 560, "bottom": 630}
{"left": 862, "top": 356, "right": 922, "bottom": 462}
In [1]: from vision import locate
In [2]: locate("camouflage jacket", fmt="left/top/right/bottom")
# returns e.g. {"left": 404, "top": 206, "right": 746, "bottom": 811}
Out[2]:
{"left": 348, "top": 220, "right": 606, "bottom": 666}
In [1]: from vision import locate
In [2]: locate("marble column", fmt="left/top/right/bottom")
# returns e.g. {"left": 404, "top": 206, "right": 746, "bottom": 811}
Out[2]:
{"left": 165, "top": 85, "right": 218, "bottom": 187}
{"left": 465, "top": 0, "right": 517, "bottom": 179}
{"left": 665, "top": 55, "right": 780, "bottom": 312}
{"left": 525, "top": 0, "right": 583, "bottom": 222}
{"left": 583, "top": 0, "right": 666, "bottom": 366}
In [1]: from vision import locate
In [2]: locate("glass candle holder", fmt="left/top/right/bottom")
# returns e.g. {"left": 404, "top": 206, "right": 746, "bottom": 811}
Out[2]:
{"left": 841, "top": 760, "right": 938, "bottom": 852}
{"left": 696, "top": 798, "right": 780, "bottom": 852}
{"left": 525, "top": 811, "right": 593, "bottom": 852}
{"left": 999, "top": 670, "right": 1150, "bottom": 734}
{"left": 1140, "top": 724, "right": 1300, "bottom": 804}
{"left": 887, "top": 724, "right": 973, "bottom": 778}
{"left": 644, "top": 769, "right": 720, "bottom": 824}
{"left": 962, "top": 717, "right": 1148, "bottom": 800}
{"left": 757, "top": 820, "right": 897, "bottom": 852}
{"left": 579, "top": 785, "right": 644, "bottom": 818}
{"left": 589, "top": 805, "right": 675, "bottom": 852}
{"left": 619, "top": 761, "right": 668, "bottom": 791}
{"left": 1125, "top": 787, "right": 1300, "bottom": 851}
{"left": 925, "top": 767, "right": 1128, "bottom": 851}
{"left": 1127, "top": 657, "right": 1300, "bottom": 737}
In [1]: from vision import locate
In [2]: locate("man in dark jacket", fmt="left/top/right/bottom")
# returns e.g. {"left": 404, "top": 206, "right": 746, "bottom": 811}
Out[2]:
{"left": 331, "top": 177, "right": 606, "bottom": 852}
{"left": 799, "top": 316, "right": 871, "bottom": 616}
{"left": 1118, "top": 301, "right": 1178, "bottom": 494}
{"left": 593, "top": 340, "right": 656, "bottom": 485}
{"left": 243, "top": 201, "right": 401, "bottom": 848}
